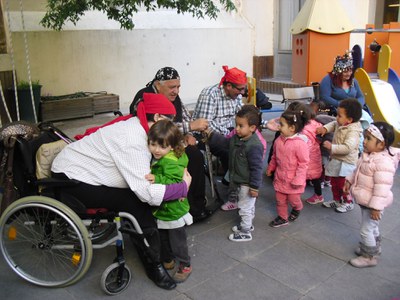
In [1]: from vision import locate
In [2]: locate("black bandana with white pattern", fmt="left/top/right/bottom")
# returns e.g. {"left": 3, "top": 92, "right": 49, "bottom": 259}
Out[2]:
{"left": 154, "top": 67, "right": 180, "bottom": 81}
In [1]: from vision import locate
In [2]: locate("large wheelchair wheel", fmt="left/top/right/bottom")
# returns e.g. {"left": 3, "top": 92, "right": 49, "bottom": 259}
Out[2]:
{"left": 0, "top": 196, "right": 93, "bottom": 287}
{"left": 101, "top": 262, "right": 131, "bottom": 295}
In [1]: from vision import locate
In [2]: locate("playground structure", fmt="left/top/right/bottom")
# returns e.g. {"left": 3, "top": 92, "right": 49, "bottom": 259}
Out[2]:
{"left": 355, "top": 43, "right": 400, "bottom": 148}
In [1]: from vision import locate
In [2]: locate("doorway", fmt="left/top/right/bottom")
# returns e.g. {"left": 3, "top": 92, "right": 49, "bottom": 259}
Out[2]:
{"left": 274, "top": 0, "right": 306, "bottom": 79}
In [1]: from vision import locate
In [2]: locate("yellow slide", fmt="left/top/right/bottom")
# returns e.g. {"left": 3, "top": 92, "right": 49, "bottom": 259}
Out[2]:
{"left": 355, "top": 67, "right": 400, "bottom": 148}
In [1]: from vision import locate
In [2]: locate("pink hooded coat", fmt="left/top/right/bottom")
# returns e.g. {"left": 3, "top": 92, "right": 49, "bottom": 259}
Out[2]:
{"left": 346, "top": 147, "right": 400, "bottom": 210}
{"left": 302, "top": 119, "right": 323, "bottom": 180}
{"left": 267, "top": 134, "right": 309, "bottom": 194}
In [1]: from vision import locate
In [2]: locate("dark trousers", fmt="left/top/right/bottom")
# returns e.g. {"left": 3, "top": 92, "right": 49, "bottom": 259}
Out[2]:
{"left": 51, "top": 173, "right": 159, "bottom": 256}
{"left": 186, "top": 145, "right": 207, "bottom": 216}
{"left": 311, "top": 178, "right": 322, "bottom": 196}
{"left": 159, "top": 227, "right": 190, "bottom": 266}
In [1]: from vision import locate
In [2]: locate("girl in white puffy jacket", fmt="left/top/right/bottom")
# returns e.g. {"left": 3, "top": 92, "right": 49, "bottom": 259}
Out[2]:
{"left": 343, "top": 122, "right": 400, "bottom": 268}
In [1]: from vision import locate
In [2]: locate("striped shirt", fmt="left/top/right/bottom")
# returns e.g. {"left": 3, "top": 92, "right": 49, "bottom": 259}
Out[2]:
{"left": 192, "top": 84, "right": 242, "bottom": 135}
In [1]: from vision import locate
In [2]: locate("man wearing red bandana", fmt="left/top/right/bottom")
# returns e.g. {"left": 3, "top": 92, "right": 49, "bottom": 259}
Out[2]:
{"left": 193, "top": 65, "right": 247, "bottom": 172}
{"left": 52, "top": 93, "right": 190, "bottom": 290}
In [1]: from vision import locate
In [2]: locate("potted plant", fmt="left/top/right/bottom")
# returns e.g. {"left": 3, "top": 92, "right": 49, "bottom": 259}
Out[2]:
{"left": 12, "top": 80, "right": 42, "bottom": 122}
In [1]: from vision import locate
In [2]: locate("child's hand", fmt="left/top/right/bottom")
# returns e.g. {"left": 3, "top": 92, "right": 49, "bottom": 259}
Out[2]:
{"left": 343, "top": 181, "right": 351, "bottom": 194}
{"left": 266, "top": 170, "right": 273, "bottom": 177}
{"left": 185, "top": 134, "right": 198, "bottom": 146}
{"left": 316, "top": 126, "right": 327, "bottom": 136}
{"left": 179, "top": 197, "right": 185, "bottom": 202}
{"left": 370, "top": 209, "right": 381, "bottom": 220}
{"left": 145, "top": 174, "right": 155, "bottom": 183}
{"left": 250, "top": 190, "right": 258, "bottom": 198}
{"left": 322, "top": 141, "right": 332, "bottom": 150}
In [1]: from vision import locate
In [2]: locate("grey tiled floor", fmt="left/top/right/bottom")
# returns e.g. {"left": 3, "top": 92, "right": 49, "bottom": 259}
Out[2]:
{"left": 1, "top": 109, "right": 400, "bottom": 299}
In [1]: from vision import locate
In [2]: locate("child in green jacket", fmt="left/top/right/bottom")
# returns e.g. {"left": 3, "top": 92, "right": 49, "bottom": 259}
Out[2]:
{"left": 146, "top": 119, "right": 192, "bottom": 283}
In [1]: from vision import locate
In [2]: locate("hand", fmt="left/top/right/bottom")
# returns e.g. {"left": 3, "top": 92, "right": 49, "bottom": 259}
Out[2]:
{"left": 250, "top": 190, "right": 258, "bottom": 198}
{"left": 145, "top": 173, "right": 155, "bottom": 183}
{"left": 183, "top": 168, "right": 192, "bottom": 190}
{"left": 266, "top": 170, "right": 272, "bottom": 177}
{"left": 316, "top": 126, "right": 327, "bottom": 136}
{"left": 190, "top": 118, "right": 208, "bottom": 131}
{"left": 370, "top": 209, "right": 381, "bottom": 220}
{"left": 185, "top": 134, "right": 198, "bottom": 146}
{"left": 343, "top": 181, "right": 351, "bottom": 194}
{"left": 322, "top": 141, "right": 332, "bottom": 150}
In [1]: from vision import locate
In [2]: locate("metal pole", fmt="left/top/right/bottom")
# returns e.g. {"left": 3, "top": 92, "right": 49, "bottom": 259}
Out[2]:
{"left": 351, "top": 28, "right": 400, "bottom": 33}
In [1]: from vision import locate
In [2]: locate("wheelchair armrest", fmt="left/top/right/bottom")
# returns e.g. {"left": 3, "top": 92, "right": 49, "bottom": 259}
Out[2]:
{"left": 36, "top": 178, "right": 80, "bottom": 188}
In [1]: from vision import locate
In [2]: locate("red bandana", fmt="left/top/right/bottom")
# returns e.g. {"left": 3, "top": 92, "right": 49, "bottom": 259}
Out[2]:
{"left": 136, "top": 93, "right": 176, "bottom": 132}
{"left": 219, "top": 65, "right": 247, "bottom": 86}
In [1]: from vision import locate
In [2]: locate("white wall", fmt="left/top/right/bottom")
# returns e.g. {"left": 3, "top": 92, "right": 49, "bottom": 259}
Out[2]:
{"left": 1, "top": 0, "right": 376, "bottom": 111}
{"left": 4, "top": 1, "right": 256, "bottom": 110}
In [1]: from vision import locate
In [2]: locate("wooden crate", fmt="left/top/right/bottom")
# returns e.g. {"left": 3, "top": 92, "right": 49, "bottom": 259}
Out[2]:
{"left": 92, "top": 93, "right": 119, "bottom": 114}
{"left": 41, "top": 96, "right": 94, "bottom": 122}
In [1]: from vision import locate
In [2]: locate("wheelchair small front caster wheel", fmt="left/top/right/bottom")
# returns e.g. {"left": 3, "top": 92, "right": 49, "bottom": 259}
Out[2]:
{"left": 101, "top": 262, "right": 132, "bottom": 295}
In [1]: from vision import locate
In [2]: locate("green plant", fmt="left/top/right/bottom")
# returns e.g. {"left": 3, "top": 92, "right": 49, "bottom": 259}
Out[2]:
{"left": 40, "top": 0, "right": 236, "bottom": 31}
{"left": 17, "top": 80, "right": 41, "bottom": 89}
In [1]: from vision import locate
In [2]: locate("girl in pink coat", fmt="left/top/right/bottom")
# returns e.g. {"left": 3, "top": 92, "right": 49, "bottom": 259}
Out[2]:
{"left": 266, "top": 108, "right": 309, "bottom": 227}
{"left": 344, "top": 122, "right": 400, "bottom": 268}
{"left": 302, "top": 107, "right": 324, "bottom": 205}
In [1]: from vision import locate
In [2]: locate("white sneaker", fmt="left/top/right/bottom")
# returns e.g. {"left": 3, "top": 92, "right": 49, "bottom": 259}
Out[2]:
{"left": 232, "top": 225, "right": 254, "bottom": 233}
{"left": 322, "top": 200, "right": 341, "bottom": 208}
{"left": 335, "top": 202, "right": 354, "bottom": 213}
{"left": 228, "top": 232, "right": 252, "bottom": 242}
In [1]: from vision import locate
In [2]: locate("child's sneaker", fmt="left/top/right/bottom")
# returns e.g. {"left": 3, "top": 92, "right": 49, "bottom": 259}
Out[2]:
{"left": 288, "top": 209, "right": 301, "bottom": 222}
{"left": 335, "top": 201, "right": 354, "bottom": 213}
{"left": 221, "top": 201, "right": 238, "bottom": 211}
{"left": 173, "top": 263, "right": 192, "bottom": 283}
{"left": 269, "top": 216, "right": 288, "bottom": 228}
{"left": 228, "top": 232, "right": 252, "bottom": 242}
{"left": 232, "top": 225, "right": 254, "bottom": 233}
{"left": 324, "top": 180, "right": 332, "bottom": 187}
{"left": 322, "top": 200, "right": 341, "bottom": 208}
{"left": 306, "top": 194, "right": 324, "bottom": 205}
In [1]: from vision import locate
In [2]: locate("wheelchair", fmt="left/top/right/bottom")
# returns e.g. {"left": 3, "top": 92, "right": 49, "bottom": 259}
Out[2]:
{"left": 0, "top": 122, "right": 148, "bottom": 295}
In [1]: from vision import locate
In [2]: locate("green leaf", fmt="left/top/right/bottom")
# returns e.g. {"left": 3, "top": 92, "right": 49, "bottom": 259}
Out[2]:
{"left": 40, "top": 0, "right": 236, "bottom": 31}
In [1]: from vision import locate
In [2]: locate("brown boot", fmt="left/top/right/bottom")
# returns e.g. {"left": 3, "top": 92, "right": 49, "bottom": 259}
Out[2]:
{"left": 349, "top": 255, "right": 377, "bottom": 268}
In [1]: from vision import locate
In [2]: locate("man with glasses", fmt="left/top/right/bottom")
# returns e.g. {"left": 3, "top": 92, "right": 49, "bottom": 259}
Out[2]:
{"left": 192, "top": 65, "right": 247, "bottom": 173}
{"left": 130, "top": 67, "right": 213, "bottom": 223}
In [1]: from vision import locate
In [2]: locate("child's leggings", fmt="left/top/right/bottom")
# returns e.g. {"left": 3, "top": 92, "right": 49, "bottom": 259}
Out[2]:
{"left": 275, "top": 192, "right": 303, "bottom": 221}
{"left": 330, "top": 176, "right": 352, "bottom": 203}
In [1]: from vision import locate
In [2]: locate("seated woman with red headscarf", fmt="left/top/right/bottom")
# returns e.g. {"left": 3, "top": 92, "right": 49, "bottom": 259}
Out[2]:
{"left": 51, "top": 93, "right": 191, "bottom": 291}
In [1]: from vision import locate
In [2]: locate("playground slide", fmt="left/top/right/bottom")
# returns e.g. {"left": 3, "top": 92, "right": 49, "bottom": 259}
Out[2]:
{"left": 355, "top": 68, "right": 400, "bottom": 148}
{"left": 388, "top": 68, "right": 400, "bottom": 103}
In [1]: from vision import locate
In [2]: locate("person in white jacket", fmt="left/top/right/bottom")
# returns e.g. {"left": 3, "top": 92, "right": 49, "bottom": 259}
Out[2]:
{"left": 343, "top": 122, "right": 400, "bottom": 268}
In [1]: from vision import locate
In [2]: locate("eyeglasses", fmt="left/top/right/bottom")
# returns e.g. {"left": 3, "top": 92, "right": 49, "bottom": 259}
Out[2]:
{"left": 230, "top": 83, "right": 246, "bottom": 92}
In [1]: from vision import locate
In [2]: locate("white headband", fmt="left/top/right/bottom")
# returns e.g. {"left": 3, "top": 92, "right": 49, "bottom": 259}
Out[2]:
{"left": 367, "top": 124, "right": 384, "bottom": 142}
